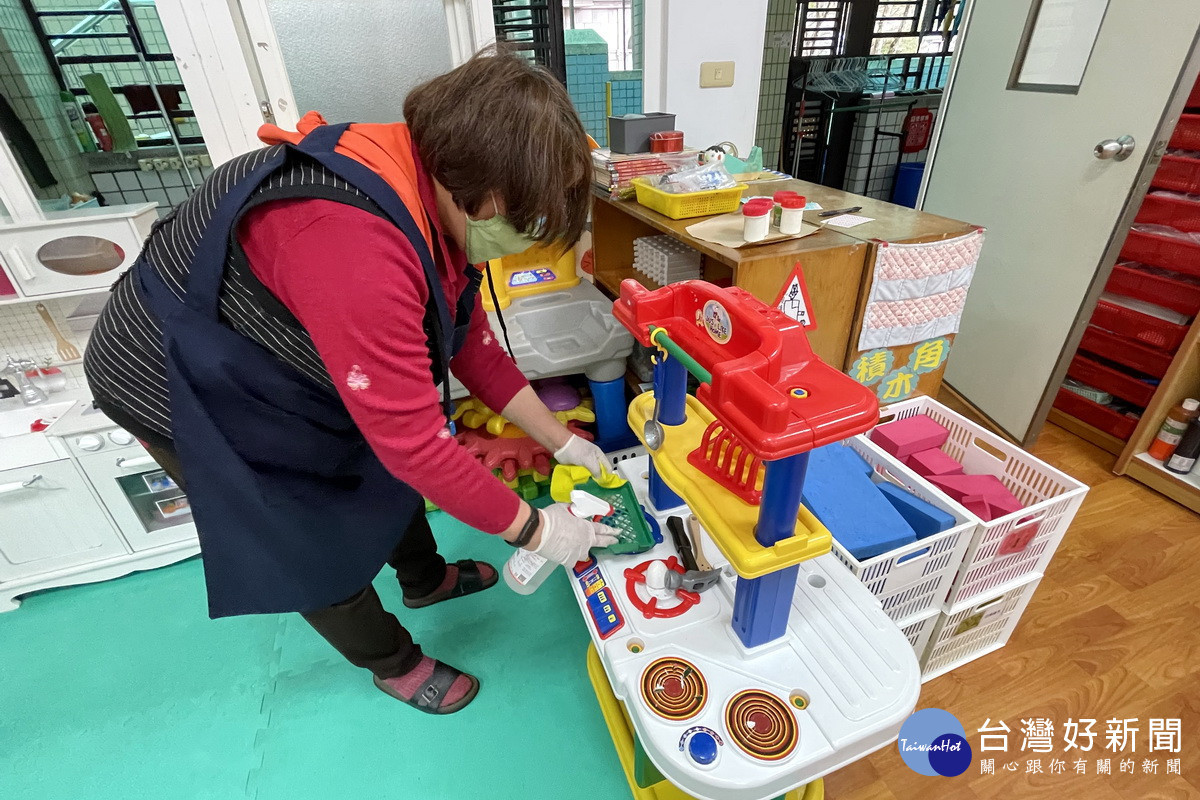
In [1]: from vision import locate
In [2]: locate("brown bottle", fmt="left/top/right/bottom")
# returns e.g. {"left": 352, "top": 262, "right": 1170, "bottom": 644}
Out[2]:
{"left": 1147, "top": 397, "right": 1199, "bottom": 461}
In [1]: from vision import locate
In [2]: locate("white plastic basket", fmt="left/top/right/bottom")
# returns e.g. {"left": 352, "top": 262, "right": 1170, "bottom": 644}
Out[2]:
{"left": 898, "top": 608, "right": 939, "bottom": 665}
{"left": 606, "top": 444, "right": 647, "bottom": 470}
{"left": 876, "top": 396, "right": 1088, "bottom": 606}
{"left": 829, "top": 436, "right": 975, "bottom": 621}
{"left": 921, "top": 574, "right": 1042, "bottom": 680}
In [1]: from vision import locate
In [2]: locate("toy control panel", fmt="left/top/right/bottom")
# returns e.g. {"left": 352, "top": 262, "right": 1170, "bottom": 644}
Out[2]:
{"left": 569, "top": 457, "right": 921, "bottom": 800}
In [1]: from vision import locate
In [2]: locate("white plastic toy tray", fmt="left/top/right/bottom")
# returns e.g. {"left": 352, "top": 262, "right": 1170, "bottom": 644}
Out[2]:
{"left": 567, "top": 456, "right": 921, "bottom": 800}
{"left": 449, "top": 280, "right": 634, "bottom": 397}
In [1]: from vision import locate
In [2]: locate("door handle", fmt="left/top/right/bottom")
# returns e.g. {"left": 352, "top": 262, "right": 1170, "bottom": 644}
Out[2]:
{"left": 7, "top": 247, "right": 35, "bottom": 281}
{"left": 115, "top": 455, "right": 157, "bottom": 469}
{"left": 1094, "top": 135, "right": 1136, "bottom": 161}
{"left": 0, "top": 474, "right": 42, "bottom": 494}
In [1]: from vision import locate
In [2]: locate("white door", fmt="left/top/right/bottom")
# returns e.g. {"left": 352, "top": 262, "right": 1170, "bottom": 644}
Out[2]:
{"left": 922, "top": 0, "right": 1200, "bottom": 443}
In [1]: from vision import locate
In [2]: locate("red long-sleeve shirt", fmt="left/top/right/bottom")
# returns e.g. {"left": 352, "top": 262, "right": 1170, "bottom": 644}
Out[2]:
{"left": 237, "top": 194, "right": 528, "bottom": 535}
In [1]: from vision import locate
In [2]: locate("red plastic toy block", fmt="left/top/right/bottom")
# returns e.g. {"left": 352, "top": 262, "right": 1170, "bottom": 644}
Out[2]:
{"left": 870, "top": 415, "right": 950, "bottom": 461}
{"left": 612, "top": 279, "right": 879, "bottom": 459}
{"left": 905, "top": 448, "right": 963, "bottom": 478}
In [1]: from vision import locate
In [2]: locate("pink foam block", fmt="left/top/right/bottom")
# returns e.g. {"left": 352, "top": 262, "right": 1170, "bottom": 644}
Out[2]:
{"left": 978, "top": 480, "right": 1024, "bottom": 521}
{"left": 927, "top": 473, "right": 989, "bottom": 505}
{"left": 870, "top": 415, "right": 951, "bottom": 460}
{"left": 905, "top": 448, "right": 964, "bottom": 478}
{"left": 930, "top": 473, "right": 1024, "bottom": 521}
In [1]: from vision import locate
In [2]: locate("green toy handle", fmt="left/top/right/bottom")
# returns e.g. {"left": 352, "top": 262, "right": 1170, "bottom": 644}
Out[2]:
{"left": 649, "top": 326, "right": 713, "bottom": 385}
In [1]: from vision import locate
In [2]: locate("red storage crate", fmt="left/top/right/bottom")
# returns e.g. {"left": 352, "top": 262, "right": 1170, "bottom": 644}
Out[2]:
{"left": 1152, "top": 154, "right": 1200, "bottom": 194}
{"left": 1136, "top": 192, "right": 1200, "bottom": 233}
{"left": 1052, "top": 388, "right": 1138, "bottom": 440}
{"left": 1090, "top": 299, "right": 1189, "bottom": 350}
{"left": 1079, "top": 326, "right": 1175, "bottom": 378}
{"left": 1066, "top": 354, "right": 1156, "bottom": 407}
{"left": 1169, "top": 114, "right": 1200, "bottom": 151}
{"left": 1106, "top": 263, "right": 1200, "bottom": 315}
{"left": 1191, "top": 77, "right": 1200, "bottom": 109}
{"left": 1119, "top": 229, "right": 1200, "bottom": 278}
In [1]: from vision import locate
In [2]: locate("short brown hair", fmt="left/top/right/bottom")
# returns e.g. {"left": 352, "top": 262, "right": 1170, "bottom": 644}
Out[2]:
{"left": 405, "top": 47, "right": 592, "bottom": 246}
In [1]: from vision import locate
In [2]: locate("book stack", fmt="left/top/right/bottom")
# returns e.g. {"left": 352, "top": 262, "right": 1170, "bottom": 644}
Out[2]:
{"left": 592, "top": 148, "right": 699, "bottom": 199}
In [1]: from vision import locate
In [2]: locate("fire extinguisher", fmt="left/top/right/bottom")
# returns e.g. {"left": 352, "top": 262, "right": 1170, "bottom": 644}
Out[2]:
{"left": 900, "top": 107, "right": 934, "bottom": 154}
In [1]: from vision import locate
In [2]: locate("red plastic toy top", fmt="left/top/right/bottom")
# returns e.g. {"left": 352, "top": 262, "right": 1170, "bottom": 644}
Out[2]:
{"left": 613, "top": 279, "right": 879, "bottom": 460}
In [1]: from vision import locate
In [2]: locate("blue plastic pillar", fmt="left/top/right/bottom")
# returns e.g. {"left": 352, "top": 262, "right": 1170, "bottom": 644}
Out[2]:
{"left": 588, "top": 376, "right": 638, "bottom": 452}
{"left": 731, "top": 452, "right": 811, "bottom": 648}
{"left": 755, "top": 452, "right": 810, "bottom": 547}
{"left": 647, "top": 351, "right": 687, "bottom": 511}
{"left": 731, "top": 566, "right": 800, "bottom": 648}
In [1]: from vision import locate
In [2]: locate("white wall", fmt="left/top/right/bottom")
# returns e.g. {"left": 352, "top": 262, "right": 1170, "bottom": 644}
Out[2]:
{"left": 643, "top": 0, "right": 769, "bottom": 154}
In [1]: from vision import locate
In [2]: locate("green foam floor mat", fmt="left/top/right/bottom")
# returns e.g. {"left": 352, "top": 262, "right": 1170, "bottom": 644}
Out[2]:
{"left": 0, "top": 512, "right": 629, "bottom": 799}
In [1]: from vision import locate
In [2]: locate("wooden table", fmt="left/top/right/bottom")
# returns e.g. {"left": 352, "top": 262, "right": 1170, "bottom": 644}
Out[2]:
{"left": 590, "top": 180, "right": 977, "bottom": 395}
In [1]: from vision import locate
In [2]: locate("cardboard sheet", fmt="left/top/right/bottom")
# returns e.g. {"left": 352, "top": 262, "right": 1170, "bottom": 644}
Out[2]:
{"left": 685, "top": 213, "right": 820, "bottom": 249}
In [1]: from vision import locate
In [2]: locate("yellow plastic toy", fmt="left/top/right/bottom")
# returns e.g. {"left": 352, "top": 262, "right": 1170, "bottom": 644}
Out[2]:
{"left": 452, "top": 396, "right": 595, "bottom": 438}
{"left": 482, "top": 242, "right": 581, "bottom": 311}
{"left": 549, "top": 463, "right": 625, "bottom": 503}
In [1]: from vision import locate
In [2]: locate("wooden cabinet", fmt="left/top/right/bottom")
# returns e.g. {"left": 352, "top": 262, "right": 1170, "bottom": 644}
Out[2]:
{"left": 1112, "top": 315, "right": 1200, "bottom": 512}
{"left": 0, "top": 459, "right": 126, "bottom": 585}
{"left": 591, "top": 189, "right": 868, "bottom": 368}
{"left": 590, "top": 181, "right": 976, "bottom": 394}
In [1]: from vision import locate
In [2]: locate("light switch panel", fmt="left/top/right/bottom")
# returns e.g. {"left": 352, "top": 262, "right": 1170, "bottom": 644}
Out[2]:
{"left": 699, "top": 61, "right": 735, "bottom": 88}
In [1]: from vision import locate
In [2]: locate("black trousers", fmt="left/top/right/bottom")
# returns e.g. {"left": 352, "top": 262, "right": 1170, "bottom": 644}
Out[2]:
{"left": 141, "top": 439, "right": 444, "bottom": 679}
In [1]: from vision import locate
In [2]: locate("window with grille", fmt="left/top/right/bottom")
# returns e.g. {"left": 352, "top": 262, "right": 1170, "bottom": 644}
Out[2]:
{"left": 871, "top": 0, "right": 960, "bottom": 57}
{"left": 794, "top": 1, "right": 851, "bottom": 58}
{"left": 492, "top": 0, "right": 567, "bottom": 82}
{"left": 24, "top": 0, "right": 200, "bottom": 146}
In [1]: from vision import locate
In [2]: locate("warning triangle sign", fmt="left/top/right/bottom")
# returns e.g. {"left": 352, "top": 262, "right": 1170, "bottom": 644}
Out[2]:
{"left": 773, "top": 263, "right": 816, "bottom": 330}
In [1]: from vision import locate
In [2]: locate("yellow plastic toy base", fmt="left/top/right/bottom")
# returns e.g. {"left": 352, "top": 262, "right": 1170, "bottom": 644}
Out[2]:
{"left": 586, "top": 644, "right": 822, "bottom": 800}
{"left": 627, "top": 392, "right": 831, "bottom": 579}
{"left": 481, "top": 243, "right": 580, "bottom": 311}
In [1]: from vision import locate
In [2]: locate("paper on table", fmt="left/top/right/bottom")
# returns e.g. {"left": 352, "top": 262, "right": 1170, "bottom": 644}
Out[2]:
{"left": 824, "top": 213, "right": 874, "bottom": 228}
{"left": 685, "top": 213, "right": 820, "bottom": 249}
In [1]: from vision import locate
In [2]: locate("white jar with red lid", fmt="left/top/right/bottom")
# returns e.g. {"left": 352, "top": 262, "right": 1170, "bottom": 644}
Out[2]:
{"left": 779, "top": 194, "right": 807, "bottom": 235}
{"left": 742, "top": 198, "right": 773, "bottom": 242}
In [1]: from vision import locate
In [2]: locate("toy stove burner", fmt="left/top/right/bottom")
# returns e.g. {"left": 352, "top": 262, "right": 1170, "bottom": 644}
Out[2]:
{"left": 624, "top": 556, "right": 700, "bottom": 619}
{"left": 641, "top": 657, "right": 708, "bottom": 721}
{"left": 724, "top": 690, "right": 799, "bottom": 761}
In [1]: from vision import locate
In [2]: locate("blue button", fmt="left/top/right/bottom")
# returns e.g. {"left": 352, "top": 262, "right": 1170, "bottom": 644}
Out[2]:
{"left": 688, "top": 732, "right": 718, "bottom": 765}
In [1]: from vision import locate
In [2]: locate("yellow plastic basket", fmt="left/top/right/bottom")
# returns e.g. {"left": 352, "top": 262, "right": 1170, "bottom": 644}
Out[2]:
{"left": 631, "top": 176, "right": 747, "bottom": 220}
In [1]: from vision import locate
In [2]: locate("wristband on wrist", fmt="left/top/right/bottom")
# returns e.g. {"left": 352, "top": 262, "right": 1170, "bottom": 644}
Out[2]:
{"left": 507, "top": 508, "right": 540, "bottom": 548}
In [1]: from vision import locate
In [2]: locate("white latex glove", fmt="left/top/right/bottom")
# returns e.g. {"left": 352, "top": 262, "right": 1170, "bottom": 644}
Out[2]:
{"left": 553, "top": 434, "right": 609, "bottom": 479}
{"left": 533, "top": 504, "right": 619, "bottom": 566}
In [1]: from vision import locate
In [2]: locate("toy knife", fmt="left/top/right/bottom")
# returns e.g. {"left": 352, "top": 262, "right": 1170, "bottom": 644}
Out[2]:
{"left": 685, "top": 514, "right": 714, "bottom": 571}
{"left": 667, "top": 516, "right": 698, "bottom": 572}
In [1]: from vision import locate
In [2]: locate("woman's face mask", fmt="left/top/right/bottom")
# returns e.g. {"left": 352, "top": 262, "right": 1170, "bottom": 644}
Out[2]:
{"left": 464, "top": 195, "right": 539, "bottom": 264}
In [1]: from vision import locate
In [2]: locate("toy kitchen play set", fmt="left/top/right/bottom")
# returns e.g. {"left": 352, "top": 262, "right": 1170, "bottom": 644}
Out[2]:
{"left": 0, "top": 380, "right": 198, "bottom": 612}
{"left": 563, "top": 280, "right": 922, "bottom": 800}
